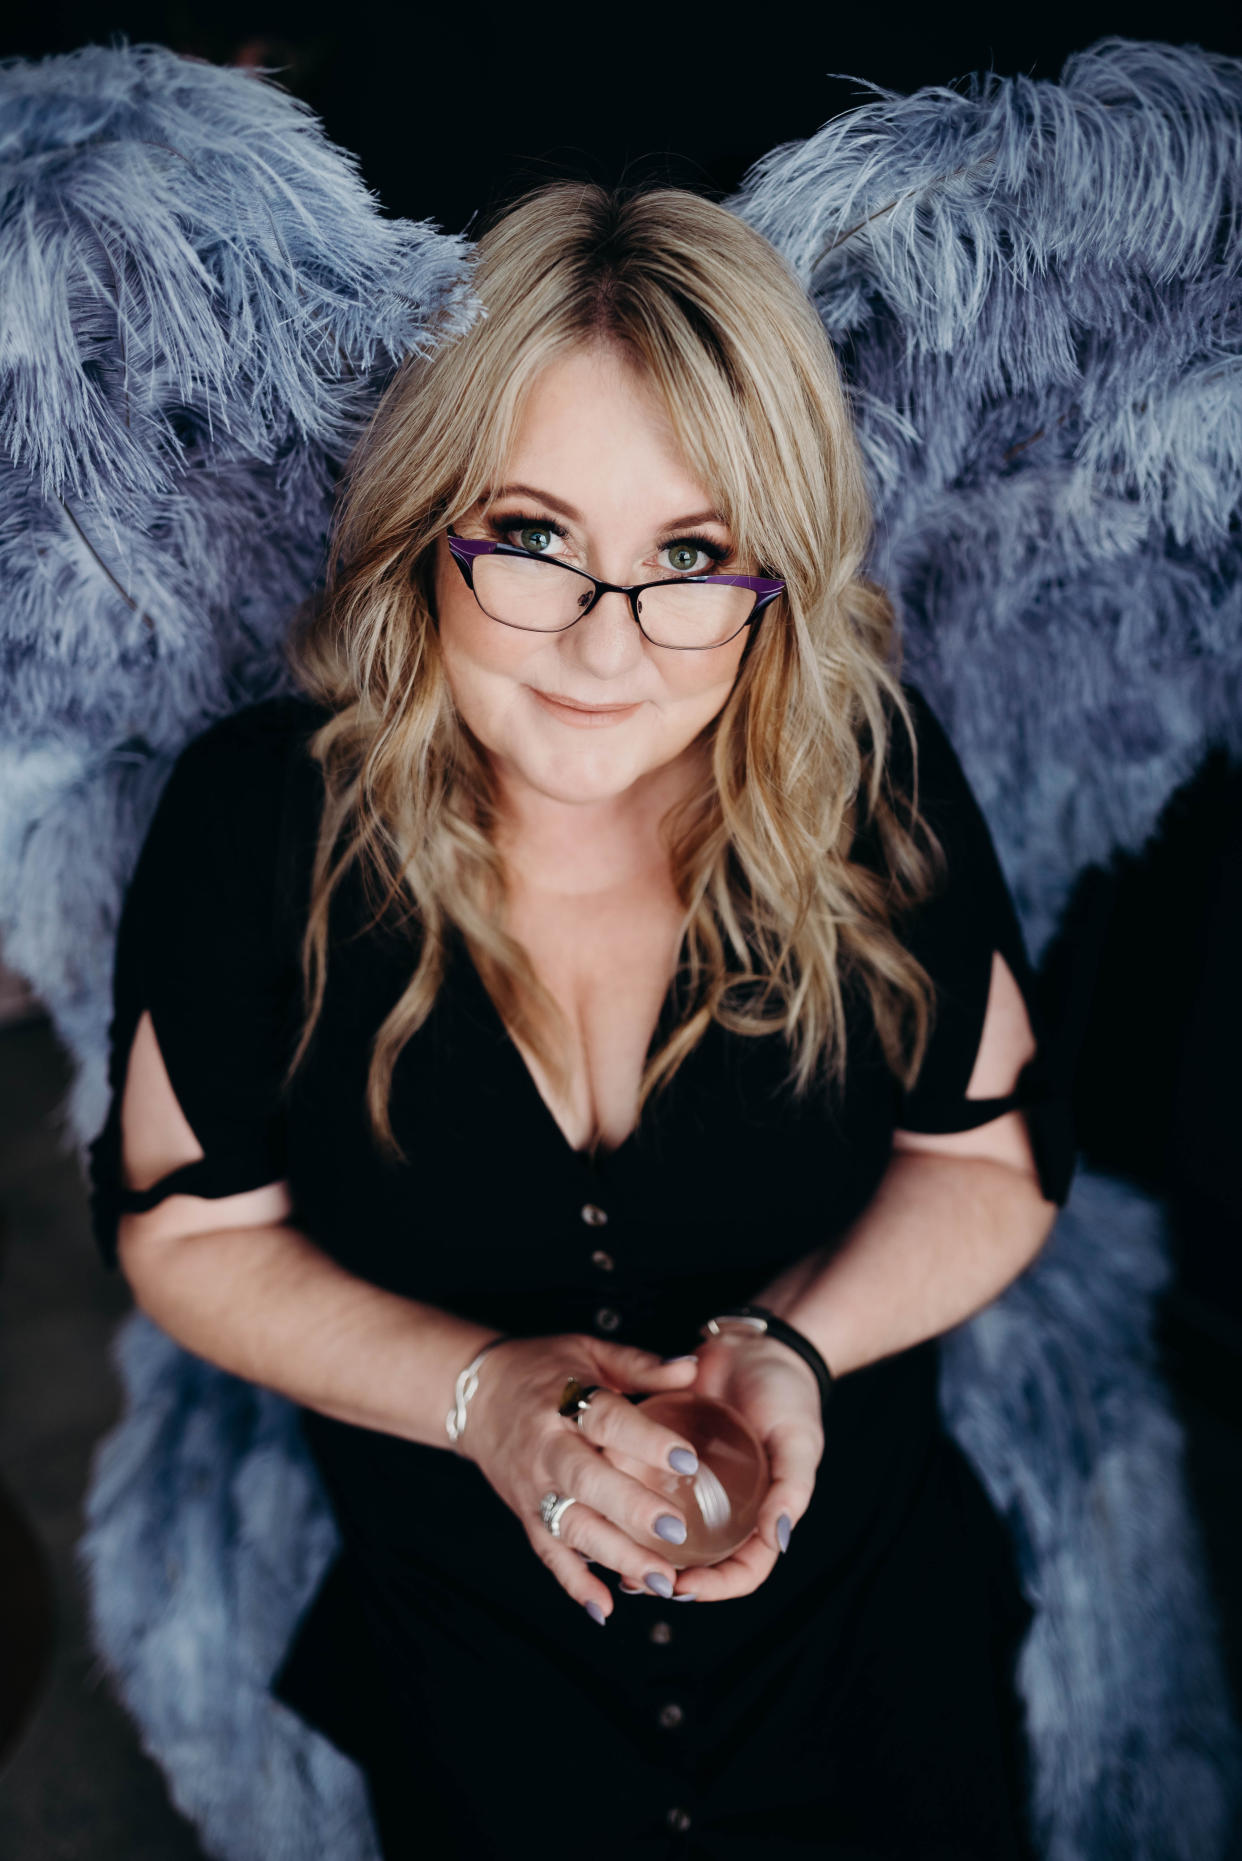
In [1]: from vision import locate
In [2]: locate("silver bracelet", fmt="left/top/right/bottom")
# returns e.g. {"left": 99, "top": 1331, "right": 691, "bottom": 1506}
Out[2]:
{"left": 445, "top": 1335, "right": 512, "bottom": 1446}
{"left": 700, "top": 1305, "right": 834, "bottom": 1414}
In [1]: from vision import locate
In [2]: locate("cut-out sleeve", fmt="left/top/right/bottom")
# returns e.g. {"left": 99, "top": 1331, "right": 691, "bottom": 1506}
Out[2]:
{"left": 87, "top": 704, "right": 312, "bottom": 1268}
{"left": 883, "top": 685, "right": 1078, "bottom": 1207}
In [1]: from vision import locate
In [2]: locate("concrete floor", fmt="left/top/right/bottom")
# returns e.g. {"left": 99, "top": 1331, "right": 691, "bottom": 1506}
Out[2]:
{"left": 0, "top": 1010, "right": 1238, "bottom": 1857}
{"left": 0, "top": 1015, "right": 205, "bottom": 1859}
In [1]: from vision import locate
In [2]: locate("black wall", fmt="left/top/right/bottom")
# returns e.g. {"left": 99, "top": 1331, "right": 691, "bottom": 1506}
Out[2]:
{"left": 5, "top": 2, "right": 1240, "bottom": 230}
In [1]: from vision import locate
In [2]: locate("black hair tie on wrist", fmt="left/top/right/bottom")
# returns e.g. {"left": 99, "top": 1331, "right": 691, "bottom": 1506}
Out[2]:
{"left": 698, "top": 1304, "right": 834, "bottom": 1418}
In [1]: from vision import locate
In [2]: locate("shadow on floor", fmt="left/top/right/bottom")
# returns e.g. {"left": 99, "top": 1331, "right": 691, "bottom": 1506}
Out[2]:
{"left": 0, "top": 1015, "right": 205, "bottom": 1860}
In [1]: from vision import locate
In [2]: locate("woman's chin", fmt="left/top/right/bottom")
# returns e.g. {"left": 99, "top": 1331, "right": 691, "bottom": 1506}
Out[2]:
{"left": 509, "top": 743, "right": 649, "bottom": 807}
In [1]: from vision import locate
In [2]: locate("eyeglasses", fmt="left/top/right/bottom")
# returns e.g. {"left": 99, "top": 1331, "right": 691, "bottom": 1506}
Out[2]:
{"left": 445, "top": 527, "right": 785, "bottom": 651}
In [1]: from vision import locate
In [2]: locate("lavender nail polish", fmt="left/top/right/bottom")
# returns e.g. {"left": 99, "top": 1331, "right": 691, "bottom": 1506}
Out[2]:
{"left": 668, "top": 1447, "right": 699, "bottom": 1475}
{"left": 584, "top": 1600, "right": 607, "bottom": 1626}
{"left": 655, "top": 1514, "right": 687, "bottom": 1545}
{"left": 645, "top": 1571, "right": 674, "bottom": 1597}
{"left": 777, "top": 1513, "right": 792, "bottom": 1553}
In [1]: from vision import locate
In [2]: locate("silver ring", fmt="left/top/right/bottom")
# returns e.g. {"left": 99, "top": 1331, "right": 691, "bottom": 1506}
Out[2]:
{"left": 540, "top": 1491, "right": 579, "bottom": 1538}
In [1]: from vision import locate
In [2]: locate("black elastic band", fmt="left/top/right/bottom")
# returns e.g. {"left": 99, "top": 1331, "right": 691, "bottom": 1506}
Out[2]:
{"left": 110, "top": 1150, "right": 285, "bottom": 1213}
{"left": 697, "top": 1304, "right": 835, "bottom": 1418}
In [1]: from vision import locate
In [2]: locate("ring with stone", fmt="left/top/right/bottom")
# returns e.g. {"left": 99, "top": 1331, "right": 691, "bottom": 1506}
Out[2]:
{"left": 557, "top": 1376, "right": 605, "bottom": 1427}
{"left": 540, "top": 1491, "right": 579, "bottom": 1538}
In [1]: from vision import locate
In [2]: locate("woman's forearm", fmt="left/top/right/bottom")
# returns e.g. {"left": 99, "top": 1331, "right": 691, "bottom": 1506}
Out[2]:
{"left": 118, "top": 1216, "right": 503, "bottom": 1451}
{"left": 751, "top": 1150, "right": 1057, "bottom": 1380}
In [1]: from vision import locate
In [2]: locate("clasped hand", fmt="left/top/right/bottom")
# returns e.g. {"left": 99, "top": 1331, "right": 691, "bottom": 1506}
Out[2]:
{"left": 652, "top": 1329, "right": 825, "bottom": 1603}
{"left": 461, "top": 1328, "right": 824, "bottom": 1623}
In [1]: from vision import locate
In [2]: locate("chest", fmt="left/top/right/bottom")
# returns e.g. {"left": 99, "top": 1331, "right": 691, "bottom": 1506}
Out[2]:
{"left": 283, "top": 853, "right": 901, "bottom": 1302}
{"left": 501, "top": 878, "right": 687, "bottom": 1155}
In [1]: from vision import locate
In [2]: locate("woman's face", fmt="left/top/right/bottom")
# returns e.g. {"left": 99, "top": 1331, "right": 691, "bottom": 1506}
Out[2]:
{"left": 433, "top": 343, "right": 752, "bottom": 813}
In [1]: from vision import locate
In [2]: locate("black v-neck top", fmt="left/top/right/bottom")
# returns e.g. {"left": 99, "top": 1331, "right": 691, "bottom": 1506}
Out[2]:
{"left": 87, "top": 684, "right": 1075, "bottom": 1860}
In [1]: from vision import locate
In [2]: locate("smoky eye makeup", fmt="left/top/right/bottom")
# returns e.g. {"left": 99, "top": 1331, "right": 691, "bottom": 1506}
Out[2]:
{"left": 484, "top": 508, "right": 735, "bottom": 571}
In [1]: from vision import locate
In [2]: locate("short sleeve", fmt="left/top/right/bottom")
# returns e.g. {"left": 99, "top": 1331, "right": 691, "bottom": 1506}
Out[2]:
{"left": 883, "top": 684, "right": 1078, "bottom": 1207}
{"left": 87, "top": 699, "right": 320, "bottom": 1268}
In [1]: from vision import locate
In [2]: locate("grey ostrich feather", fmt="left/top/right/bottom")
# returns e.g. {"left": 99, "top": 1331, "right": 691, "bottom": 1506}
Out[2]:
{"left": 0, "top": 40, "right": 476, "bottom": 1146}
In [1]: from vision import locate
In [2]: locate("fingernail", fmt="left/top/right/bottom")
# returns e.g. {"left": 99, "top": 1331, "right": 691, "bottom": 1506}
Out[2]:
{"left": 673, "top": 1592, "right": 698, "bottom": 1602}
{"left": 777, "top": 1514, "right": 792, "bottom": 1554}
{"left": 662, "top": 1354, "right": 697, "bottom": 1364}
{"left": 645, "top": 1571, "right": 674, "bottom": 1597}
{"left": 619, "top": 1581, "right": 645, "bottom": 1595}
{"left": 655, "top": 1514, "right": 687, "bottom": 1544}
{"left": 584, "top": 1600, "right": 607, "bottom": 1626}
{"left": 669, "top": 1447, "right": 699, "bottom": 1474}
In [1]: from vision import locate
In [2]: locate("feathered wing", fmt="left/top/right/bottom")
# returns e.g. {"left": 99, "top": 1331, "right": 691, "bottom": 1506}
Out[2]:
{"left": 0, "top": 41, "right": 474, "bottom": 1861}
{"left": 727, "top": 35, "right": 1242, "bottom": 1858}
{"left": 729, "top": 35, "right": 1242, "bottom": 951}
{"left": 0, "top": 40, "right": 475, "bottom": 1144}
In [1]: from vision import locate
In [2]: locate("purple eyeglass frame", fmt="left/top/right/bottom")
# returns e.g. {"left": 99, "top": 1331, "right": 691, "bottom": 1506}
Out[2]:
{"left": 445, "top": 528, "right": 785, "bottom": 650}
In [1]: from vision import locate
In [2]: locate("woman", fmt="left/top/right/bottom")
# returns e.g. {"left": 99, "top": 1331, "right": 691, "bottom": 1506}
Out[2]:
{"left": 89, "top": 181, "right": 1073, "bottom": 1859}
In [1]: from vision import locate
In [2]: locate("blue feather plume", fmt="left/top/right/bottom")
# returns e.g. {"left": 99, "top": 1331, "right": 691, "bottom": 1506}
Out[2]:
{"left": 728, "top": 35, "right": 1242, "bottom": 954}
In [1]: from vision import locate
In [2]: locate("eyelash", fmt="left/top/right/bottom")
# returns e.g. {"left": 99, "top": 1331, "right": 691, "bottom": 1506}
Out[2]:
{"left": 487, "top": 510, "right": 731, "bottom": 571}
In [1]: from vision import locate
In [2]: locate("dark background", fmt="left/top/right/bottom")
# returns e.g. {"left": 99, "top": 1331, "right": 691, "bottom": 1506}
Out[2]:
{"left": 4, "top": 2, "right": 1241, "bottom": 233}
{"left": 1, "top": 5, "right": 1240, "bottom": 1854}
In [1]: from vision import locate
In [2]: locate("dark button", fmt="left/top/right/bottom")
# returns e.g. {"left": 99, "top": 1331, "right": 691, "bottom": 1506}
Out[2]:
{"left": 591, "top": 1248, "right": 615, "bottom": 1272}
{"left": 594, "top": 1306, "right": 621, "bottom": 1333}
{"left": 658, "top": 1701, "right": 684, "bottom": 1729}
{"left": 666, "top": 1806, "right": 693, "bottom": 1833}
{"left": 580, "top": 1203, "right": 609, "bottom": 1227}
{"left": 649, "top": 1619, "right": 672, "bottom": 1645}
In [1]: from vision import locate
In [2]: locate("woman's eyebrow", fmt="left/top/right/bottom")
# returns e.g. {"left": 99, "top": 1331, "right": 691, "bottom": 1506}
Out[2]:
{"left": 482, "top": 482, "right": 728, "bottom": 530}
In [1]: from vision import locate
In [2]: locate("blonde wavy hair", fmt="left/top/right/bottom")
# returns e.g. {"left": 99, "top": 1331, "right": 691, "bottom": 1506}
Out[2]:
{"left": 282, "top": 179, "right": 946, "bottom": 1162}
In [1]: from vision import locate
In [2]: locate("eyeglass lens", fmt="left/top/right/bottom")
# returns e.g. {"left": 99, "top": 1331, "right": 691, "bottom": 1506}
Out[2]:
{"left": 471, "top": 553, "right": 752, "bottom": 648}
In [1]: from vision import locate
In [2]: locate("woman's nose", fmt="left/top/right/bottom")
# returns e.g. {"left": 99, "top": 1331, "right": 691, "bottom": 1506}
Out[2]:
{"left": 566, "top": 586, "right": 647, "bottom": 677}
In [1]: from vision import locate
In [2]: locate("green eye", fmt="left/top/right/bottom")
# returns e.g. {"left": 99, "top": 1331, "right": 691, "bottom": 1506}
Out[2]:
{"left": 515, "top": 525, "right": 554, "bottom": 554}
{"left": 668, "top": 544, "right": 699, "bottom": 573}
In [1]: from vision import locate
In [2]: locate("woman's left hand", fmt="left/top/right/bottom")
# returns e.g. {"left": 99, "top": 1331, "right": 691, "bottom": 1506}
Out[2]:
{"left": 632, "top": 1329, "right": 825, "bottom": 1603}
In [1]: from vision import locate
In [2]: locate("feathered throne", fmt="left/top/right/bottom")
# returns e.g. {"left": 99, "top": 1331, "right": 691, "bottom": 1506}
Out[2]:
{"left": 0, "top": 35, "right": 1238, "bottom": 1860}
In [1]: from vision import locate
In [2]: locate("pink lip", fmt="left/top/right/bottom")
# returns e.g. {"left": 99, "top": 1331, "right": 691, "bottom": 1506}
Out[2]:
{"left": 531, "top": 689, "right": 642, "bottom": 727}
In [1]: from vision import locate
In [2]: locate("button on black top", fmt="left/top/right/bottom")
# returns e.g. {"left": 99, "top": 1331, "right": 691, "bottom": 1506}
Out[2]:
{"left": 590, "top": 1248, "right": 615, "bottom": 1271}
{"left": 580, "top": 1203, "right": 608, "bottom": 1226}
{"left": 649, "top": 1619, "right": 672, "bottom": 1644}
{"left": 658, "top": 1701, "right": 685, "bottom": 1729}
{"left": 594, "top": 1306, "right": 621, "bottom": 1333}
{"left": 666, "top": 1806, "right": 693, "bottom": 1833}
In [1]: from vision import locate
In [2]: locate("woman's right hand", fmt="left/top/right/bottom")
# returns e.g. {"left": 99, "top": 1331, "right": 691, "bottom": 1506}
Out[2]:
{"left": 457, "top": 1333, "right": 702, "bottom": 1623}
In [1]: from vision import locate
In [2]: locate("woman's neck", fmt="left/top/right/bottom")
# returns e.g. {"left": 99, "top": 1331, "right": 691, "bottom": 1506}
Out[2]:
{"left": 493, "top": 746, "right": 706, "bottom": 899}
